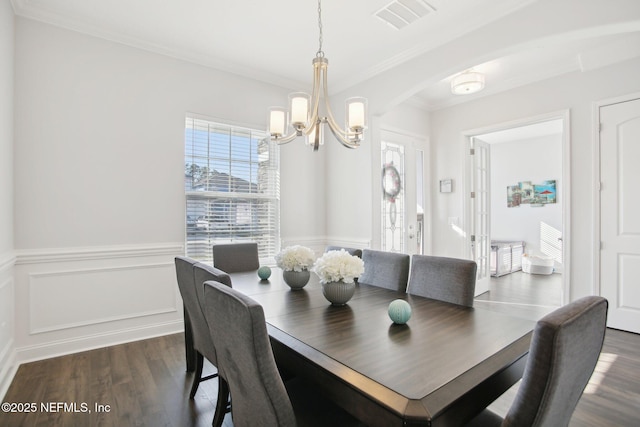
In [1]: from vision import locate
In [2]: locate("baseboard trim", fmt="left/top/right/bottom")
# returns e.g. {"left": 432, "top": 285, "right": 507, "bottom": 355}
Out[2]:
{"left": 16, "top": 320, "right": 183, "bottom": 364}
{"left": 0, "top": 343, "right": 17, "bottom": 401}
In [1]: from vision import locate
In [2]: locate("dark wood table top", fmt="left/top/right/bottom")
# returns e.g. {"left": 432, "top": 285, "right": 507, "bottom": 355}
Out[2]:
{"left": 228, "top": 268, "right": 534, "bottom": 427}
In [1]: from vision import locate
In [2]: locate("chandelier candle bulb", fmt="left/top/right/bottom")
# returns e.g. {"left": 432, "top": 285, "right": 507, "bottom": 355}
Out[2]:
{"left": 289, "top": 93, "right": 310, "bottom": 126}
{"left": 307, "top": 121, "right": 324, "bottom": 147}
{"left": 269, "top": 108, "right": 286, "bottom": 136}
{"left": 347, "top": 99, "right": 366, "bottom": 129}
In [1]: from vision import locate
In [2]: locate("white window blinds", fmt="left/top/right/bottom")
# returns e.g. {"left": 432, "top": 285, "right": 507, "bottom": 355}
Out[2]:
{"left": 184, "top": 116, "right": 280, "bottom": 262}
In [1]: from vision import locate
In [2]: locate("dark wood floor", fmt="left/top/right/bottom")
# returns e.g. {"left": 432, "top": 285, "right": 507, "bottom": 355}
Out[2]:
{"left": 2, "top": 273, "right": 639, "bottom": 427}
{"left": 1, "top": 333, "right": 226, "bottom": 427}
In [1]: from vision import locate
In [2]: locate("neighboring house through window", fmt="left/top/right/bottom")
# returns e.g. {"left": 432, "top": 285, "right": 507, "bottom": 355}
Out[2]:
{"left": 184, "top": 115, "right": 280, "bottom": 262}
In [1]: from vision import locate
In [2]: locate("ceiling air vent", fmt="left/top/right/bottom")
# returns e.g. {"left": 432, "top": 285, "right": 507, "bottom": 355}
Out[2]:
{"left": 375, "top": 0, "right": 436, "bottom": 30}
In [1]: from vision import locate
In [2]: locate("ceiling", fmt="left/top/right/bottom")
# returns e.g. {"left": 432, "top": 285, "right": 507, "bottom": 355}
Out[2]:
{"left": 10, "top": 0, "right": 640, "bottom": 111}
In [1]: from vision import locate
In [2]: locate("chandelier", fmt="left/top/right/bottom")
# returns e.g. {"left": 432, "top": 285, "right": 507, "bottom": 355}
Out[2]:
{"left": 268, "top": 0, "right": 368, "bottom": 151}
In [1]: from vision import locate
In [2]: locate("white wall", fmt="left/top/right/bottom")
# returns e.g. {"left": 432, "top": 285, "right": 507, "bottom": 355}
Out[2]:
{"left": 0, "top": 0, "right": 16, "bottom": 398}
{"left": 380, "top": 104, "right": 431, "bottom": 137}
{"left": 279, "top": 139, "right": 328, "bottom": 254}
{"left": 490, "top": 135, "right": 562, "bottom": 259}
{"left": 12, "top": 18, "right": 323, "bottom": 362}
{"left": 323, "top": 103, "right": 430, "bottom": 251}
{"left": 429, "top": 57, "right": 640, "bottom": 300}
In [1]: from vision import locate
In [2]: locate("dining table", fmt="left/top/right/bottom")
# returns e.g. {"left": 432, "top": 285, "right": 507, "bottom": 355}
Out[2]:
{"left": 216, "top": 267, "right": 535, "bottom": 427}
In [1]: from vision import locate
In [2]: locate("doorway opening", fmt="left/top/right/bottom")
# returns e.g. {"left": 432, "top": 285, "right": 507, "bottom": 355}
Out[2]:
{"left": 464, "top": 112, "right": 570, "bottom": 319}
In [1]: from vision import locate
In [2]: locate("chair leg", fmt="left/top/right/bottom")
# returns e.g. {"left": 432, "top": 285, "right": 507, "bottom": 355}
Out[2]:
{"left": 184, "top": 306, "right": 196, "bottom": 372}
{"left": 212, "top": 376, "right": 230, "bottom": 427}
{"left": 189, "top": 351, "right": 204, "bottom": 399}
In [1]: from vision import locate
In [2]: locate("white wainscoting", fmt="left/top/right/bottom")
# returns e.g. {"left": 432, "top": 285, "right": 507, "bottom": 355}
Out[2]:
{"left": 281, "top": 236, "right": 328, "bottom": 258}
{"left": 324, "top": 237, "right": 371, "bottom": 251}
{"left": 29, "top": 262, "right": 177, "bottom": 334}
{"left": 0, "top": 252, "right": 16, "bottom": 399}
{"left": 13, "top": 243, "right": 184, "bottom": 363}
{"left": 282, "top": 236, "right": 371, "bottom": 258}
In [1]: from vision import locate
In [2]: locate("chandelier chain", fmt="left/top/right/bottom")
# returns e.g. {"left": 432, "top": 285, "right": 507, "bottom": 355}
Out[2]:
{"left": 316, "top": 0, "right": 324, "bottom": 58}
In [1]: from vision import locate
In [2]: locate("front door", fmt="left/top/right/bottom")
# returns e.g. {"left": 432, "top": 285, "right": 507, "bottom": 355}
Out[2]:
{"left": 380, "top": 131, "right": 419, "bottom": 255}
{"left": 600, "top": 97, "right": 640, "bottom": 334}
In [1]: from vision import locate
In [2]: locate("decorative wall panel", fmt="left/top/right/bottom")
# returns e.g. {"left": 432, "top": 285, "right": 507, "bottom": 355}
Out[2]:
{"left": 29, "top": 263, "right": 177, "bottom": 334}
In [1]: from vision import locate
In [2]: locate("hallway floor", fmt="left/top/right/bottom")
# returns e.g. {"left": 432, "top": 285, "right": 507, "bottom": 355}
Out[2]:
{"left": 475, "top": 270, "right": 562, "bottom": 320}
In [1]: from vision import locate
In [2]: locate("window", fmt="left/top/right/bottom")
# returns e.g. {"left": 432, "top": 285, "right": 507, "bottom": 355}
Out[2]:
{"left": 184, "top": 116, "right": 280, "bottom": 262}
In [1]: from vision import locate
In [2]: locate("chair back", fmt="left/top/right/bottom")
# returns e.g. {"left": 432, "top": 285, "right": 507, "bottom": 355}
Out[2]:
{"left": 407, "top": 255, "right": 477, "bottom": 307}
{"left": 325, "top": 246, "right": 363, "bottom": 258}
{"left": 212, "top": 242, "right": 260, "bottom": 273}
{"left": 202, "top": 281, "right": 297, "bottom": 427}
{"left": 175, "top": 256, "right": 217, "bottom": 363}
{"left": 359, "top": 249, "right": 410, "bottom": 292}
{"left": 503, "top": 296, "right": 608, "bottom": 427}
{"left": 194, "top": 262, "right": 232, "bottom": 310}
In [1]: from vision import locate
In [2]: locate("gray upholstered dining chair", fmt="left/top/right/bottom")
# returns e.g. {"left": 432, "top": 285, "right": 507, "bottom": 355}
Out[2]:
{"left": 202, "top": 280, "right": 364, "bottom": 427}
{"left": 175, "top": 256, "right": 199, "bottom": 373}
{"left": 358, "top": 249, "right": 410, "bottom": 292}
{"left": 192, "top": 263, "right": 231, "bottom": 387}
{"left": 174, "top": 257, "right": 231, "bottom": 427}
{"left": 212, "top": 242, "right": 260, "bottom": 273}
{"left": 407, "top": 254, "right": 477, "bottom": 307}
{"left": 192, "top": 262, "right": 233, "bottom": 427}
{"left": 466, "top": 296, "right": 608, "bottom": 427}
{"left": 325, "top": 245, "right": 363, "bottom": 258}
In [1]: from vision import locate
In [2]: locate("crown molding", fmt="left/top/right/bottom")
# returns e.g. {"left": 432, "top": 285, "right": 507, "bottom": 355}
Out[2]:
{"left": 10, "top": 0, "right": 302, "bottom": 91}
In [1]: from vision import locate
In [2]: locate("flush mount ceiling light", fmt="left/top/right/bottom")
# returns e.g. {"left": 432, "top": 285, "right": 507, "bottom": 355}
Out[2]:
{"left": 451, "top": 70, "right": 485, "bottom": 95}
{"left": 267, "top": 0, "right": 367, "bottom": 151}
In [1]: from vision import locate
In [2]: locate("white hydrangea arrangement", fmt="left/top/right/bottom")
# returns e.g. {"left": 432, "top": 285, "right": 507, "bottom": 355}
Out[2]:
{"left": 312, "top": 249, "right": 364, "bottom": 284}
{"left": 275, "top": 245, "right": 316, "bottom": 271}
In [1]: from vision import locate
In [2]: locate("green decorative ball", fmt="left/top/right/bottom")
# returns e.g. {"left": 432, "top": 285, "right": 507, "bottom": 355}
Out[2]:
{"left": 388, "top": 299, "right": 412, "bottom": 324}
{"left": 257, "top": 266, "right": 272, "bottom": 280}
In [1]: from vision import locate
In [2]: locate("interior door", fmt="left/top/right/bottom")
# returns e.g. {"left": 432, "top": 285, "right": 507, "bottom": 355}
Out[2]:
{"left": 600, "top": 97, "right": 640, "bottom": 334}
{"left": 381, "top": 131, "right": 419, "bottom": 255}
{"left": 470, "top": 137, "right": 491, "bottom": 295}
